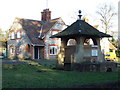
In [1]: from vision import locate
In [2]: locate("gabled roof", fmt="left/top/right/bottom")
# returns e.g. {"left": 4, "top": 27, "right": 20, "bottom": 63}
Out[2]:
{"left": 51, "top": 20, "right": 111, "bottom": 38}
{"left": 15, "top": 17, "right": 60, "bottom": 46}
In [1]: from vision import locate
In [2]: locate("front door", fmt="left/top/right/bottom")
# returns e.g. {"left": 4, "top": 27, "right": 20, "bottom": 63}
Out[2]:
{"left": 35, "top": 47, "right": 39, "bottom": 59}
{"left": 39, "top": 47, "right": 43, "bottom": 59}
{"left": 34, "top": 46, "right": 44, "bottom": 59}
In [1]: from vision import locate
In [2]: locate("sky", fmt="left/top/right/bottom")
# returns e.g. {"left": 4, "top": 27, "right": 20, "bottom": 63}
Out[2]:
{"left": 0, "top": 0, "right": 119, "bottom": 31}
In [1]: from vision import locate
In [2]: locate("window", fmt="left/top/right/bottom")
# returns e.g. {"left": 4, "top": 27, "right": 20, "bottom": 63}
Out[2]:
{"left": 92, "top": 50, "right": 98, "bottom": 56}
{"left": 49, "top": 46, "right": 58, "bottom": 55}
{"left": 17, "top": 31, "right": 21, "bottom": 38}
{"left": 11, "top": 32, "right": 15, "bottom": 39}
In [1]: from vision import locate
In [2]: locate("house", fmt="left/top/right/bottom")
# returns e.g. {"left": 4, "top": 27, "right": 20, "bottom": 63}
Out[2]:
{"left": 51, "top": 10, "right": 117, "bottom": 72}
{"left": 7, "top": 9, "right": 67, "bottom": 59}
{"left": 92, "top": 24, "right": 117, "bottom": 55}
{"left": 0, "top": 42, "right": 7, "bottom": 58}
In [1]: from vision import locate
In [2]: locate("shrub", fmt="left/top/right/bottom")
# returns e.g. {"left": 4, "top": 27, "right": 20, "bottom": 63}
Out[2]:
{"left": 116, "top": 49, "right": 120, "bottom": 57}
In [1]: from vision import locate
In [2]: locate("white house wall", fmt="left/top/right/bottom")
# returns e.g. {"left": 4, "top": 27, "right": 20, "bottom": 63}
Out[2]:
{"left": 100, "top": 38, "right": 110, "bottom": 54}
{"left": 44, "top": 30, "right": 61, "bottom": 59}
{"left": 44, "top": 20, "right": 66, "bottom": 59}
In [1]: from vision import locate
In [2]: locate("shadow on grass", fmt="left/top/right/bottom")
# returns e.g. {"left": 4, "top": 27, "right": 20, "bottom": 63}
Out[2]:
{"left": 2, "top": 64, "right": 120, "bottom": 88}
{"left": 68, "top": 81, "right": 120, "bottom": 88}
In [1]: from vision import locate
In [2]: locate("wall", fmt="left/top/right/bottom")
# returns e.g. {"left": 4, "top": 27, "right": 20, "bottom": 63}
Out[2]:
{"left": 8, "top": 29, "right": 31, "bottom": 59}
{"left": 100, "top": 38, "right": 110, "bottom": 54}
{"left": 44, "top": 30, "right": 61, "bottom": 59}
{"left": 44, "top": 20, "right": 66, "bottom": 59}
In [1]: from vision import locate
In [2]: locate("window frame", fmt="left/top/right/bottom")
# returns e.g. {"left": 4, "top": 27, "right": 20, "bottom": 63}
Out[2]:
{"left": 16, "top": 31, "right": 21, "bottom": 39}
{"left": 49, "top": 46, "right": 58, "bottom": 55}
{"left": 11, "top": 32, "right": 15, "bottom": 40}
{"left": 92, "top": 49, "right": 98, "bottom": 56}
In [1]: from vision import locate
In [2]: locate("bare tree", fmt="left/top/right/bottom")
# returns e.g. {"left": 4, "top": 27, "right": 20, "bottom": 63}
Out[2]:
{"left": 96, "top": 3, "right": 116, "bottom": 34}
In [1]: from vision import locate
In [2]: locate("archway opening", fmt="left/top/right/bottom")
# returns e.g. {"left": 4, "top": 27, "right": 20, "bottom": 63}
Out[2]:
{"left": 67, "top": 39, "right": 77, "bottom": 46}
{"left": 84, "top": 38, "right": 97, "bottom": 45}
{"left": 64, "top": 39, "right": 77, "bottom": 71}
{"left": 26, "top": 44, "right": 30, "bottom": 52}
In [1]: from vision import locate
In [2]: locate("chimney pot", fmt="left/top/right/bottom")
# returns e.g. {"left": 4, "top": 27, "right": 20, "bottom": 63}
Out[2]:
{"left": 41, "top": 9, "right": 51, "bottom": 21}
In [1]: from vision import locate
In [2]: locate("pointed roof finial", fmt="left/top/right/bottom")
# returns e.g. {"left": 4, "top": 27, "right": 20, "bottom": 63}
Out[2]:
{"left": 78, "top": 10, "right": 82, "bottom": 20}
{"left": 79, "top": 10, "right": 81, "bottom": 14}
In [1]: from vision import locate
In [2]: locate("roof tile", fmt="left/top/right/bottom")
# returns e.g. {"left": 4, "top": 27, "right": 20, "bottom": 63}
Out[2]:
{"left": 51, "top": 20, "right": 111, "bottom": 38}
{"left": 17, "top": 18, "right": 59, "bottom": 46}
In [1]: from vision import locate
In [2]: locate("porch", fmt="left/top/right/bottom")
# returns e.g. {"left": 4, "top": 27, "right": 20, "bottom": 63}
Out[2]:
{"left": 32, "top": 46, "right": 44, "bottom": 59}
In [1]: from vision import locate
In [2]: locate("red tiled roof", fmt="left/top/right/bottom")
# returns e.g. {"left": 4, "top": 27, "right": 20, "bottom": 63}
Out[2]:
{"left": 17, "top": 18, "right": 59, "bottom": 46}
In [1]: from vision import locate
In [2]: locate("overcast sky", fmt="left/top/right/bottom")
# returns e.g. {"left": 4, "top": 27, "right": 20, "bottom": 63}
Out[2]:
{"left": 0, "top": 0, "right": 119, "bottom": 31}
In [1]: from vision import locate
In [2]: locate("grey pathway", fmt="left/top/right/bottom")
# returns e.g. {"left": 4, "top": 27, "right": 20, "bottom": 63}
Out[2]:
{"left": 1, "top": 59, "right": 57, "bottom": 65}
{"left": 2, "top": 60, "right": 27, "bottom": 64}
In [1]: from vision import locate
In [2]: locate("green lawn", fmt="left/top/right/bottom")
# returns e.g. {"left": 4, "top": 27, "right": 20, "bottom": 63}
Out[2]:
{"left": 2, "top": 63, "right": 119, "bottom": 88}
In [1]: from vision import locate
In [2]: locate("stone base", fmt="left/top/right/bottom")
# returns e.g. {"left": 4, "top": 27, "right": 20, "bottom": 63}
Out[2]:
{"left": 62, "top": 61, "right": 117, "bottom": 72}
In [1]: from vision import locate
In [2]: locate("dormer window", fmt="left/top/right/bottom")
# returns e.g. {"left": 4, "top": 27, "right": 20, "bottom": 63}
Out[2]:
{"left": 17, "top": 31, "right": 21, "bottom": 39}
{"left": 11, "top": 32, "right": 15, "bottom": 39}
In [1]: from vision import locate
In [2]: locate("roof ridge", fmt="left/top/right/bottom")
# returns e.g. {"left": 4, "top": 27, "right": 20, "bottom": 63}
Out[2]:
{"left": 15, "top": 17, "right": 42, "bottom": 22}
{"left": 15, "top": 17, "right": 62, "bottom": 24}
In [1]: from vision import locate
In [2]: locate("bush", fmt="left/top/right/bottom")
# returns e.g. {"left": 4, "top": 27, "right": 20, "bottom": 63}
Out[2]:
{"left": 24, "top": 57, "right": 31, "bottom": 60}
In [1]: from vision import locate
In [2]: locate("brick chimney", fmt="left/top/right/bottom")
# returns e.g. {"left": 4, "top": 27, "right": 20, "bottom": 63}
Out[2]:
{"left": 41, "top": 9, "right": 51, "bottom": 21}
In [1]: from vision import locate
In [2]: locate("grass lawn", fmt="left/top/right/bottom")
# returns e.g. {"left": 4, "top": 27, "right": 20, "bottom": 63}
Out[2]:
{"left": 2, "top": 62, "right": 119, "bottom": 88}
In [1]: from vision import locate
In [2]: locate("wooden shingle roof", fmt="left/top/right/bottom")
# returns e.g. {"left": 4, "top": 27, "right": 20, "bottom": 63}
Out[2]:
{"left": 51, "top": 20, "right": 111, "bottom": 38}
